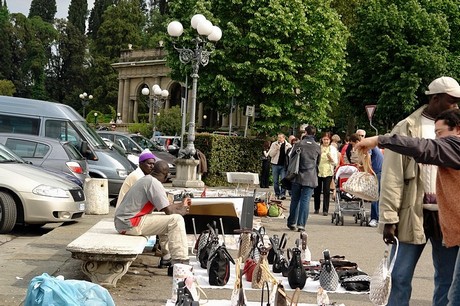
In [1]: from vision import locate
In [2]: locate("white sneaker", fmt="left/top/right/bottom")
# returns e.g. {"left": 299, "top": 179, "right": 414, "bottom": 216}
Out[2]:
{"left": 368, "top": 219, "right": 378, "bottom": 227}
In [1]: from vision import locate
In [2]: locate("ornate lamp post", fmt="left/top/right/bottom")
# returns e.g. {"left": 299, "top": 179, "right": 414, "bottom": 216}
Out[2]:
{"left": 141, "top": 85, "right": 169, "bottom": 138}
{"left": 94, "top": 112, "right": 98, "bottom": 125}
{"left": 79, "top": 92, "right": 93, "bottom": 119}
{"left": 168, "top": 14, "right": 222, "bottom": 187}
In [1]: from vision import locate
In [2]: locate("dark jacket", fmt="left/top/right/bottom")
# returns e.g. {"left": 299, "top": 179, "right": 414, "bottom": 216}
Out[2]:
{"left": 290, "top": 135, "right": 321, "bottom": 187}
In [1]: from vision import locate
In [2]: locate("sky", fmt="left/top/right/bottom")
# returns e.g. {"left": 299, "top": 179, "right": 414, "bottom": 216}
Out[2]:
{"left": 7, "top": 0, "right": 95, "bottom": 19}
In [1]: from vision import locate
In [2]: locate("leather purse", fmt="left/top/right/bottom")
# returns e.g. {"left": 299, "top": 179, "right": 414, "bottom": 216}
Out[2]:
{"left": 287, "top": 240, "right": 307, "bottom": 290}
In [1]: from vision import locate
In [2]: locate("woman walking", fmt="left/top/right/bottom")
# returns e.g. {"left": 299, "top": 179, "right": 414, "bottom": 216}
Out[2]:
{"left": 313, "top": 132, "right": 338, "bottom": 216}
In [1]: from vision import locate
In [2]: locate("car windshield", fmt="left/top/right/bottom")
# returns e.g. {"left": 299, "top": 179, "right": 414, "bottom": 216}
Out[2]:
{"left": 73, "top": 121, "right": 108, "bottom": 149}
{"left": 131, "top": 135, "right": 164, "bottom": 152}
{"left": 0, "top": 143, "right": 25, "bottom": 163}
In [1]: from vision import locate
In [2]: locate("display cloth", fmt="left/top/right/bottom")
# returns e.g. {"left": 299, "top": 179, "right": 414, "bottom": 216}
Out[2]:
{"left": 188, "top": 256, "right": 367, "bottom": 295}
{"left": 165, "top": 300, "right": 319, "bottom": 306}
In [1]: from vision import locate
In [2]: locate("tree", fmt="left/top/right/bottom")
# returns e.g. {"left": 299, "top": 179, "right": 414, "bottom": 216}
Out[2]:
{"left": 89, "top": 0, "right": 145, "bottom": 111}
{"left": 88, "top": 0, "right": 116, "bottom": 39}
{"left": 29, "top": 0, "right": 57, "bottom": 23}
{"left": 9, "top": 14, "right": 57, "bottom": 99}
{"left": 0, "top": 79, "right": 15, "bottom": 96}
{"left": 166, "top": 0, "right": 348, "bottom": 133}
{"left": 68, "top": 0, "right": 88, "bottom": 34}
{"left": 344, "top": 0, "right": 451, "bottom": 133}
{"left": 156, "top": 106, "right": 182, "bottom": 135}
{"left": 0, "top": 2, "right": 13, "bottom": 80}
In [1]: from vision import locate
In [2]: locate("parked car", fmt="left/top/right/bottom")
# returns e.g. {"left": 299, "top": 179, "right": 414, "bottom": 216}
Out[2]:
{"left": 0, "top": 133, "right": 89, "bottom": 186}
{"left": 154, "top": 136, "right": 182, "bottom": 156}
{"left": 100, "top": 137, "right": 138, "bottom": 169}
{"left": 0, "top": 144, "right": 86, "bottom": 233}
{"left": 97, "top": 131, "right": 176, "bottom": 176}
{"left": 0, "top": 96, "right": 134, "bottom": 197}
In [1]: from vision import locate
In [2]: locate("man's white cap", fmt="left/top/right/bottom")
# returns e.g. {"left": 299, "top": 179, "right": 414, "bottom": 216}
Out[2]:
{"left": 425, "top": 76, "right": 460, "bottom": 98}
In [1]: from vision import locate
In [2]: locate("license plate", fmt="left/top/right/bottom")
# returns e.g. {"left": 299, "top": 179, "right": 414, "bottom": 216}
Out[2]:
{"left": 79, "top": 203, "right": 85, "bottom": 211}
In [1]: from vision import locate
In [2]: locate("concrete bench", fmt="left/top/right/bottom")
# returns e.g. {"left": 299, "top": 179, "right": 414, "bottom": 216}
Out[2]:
{"left": 66, "top": 218, "right": 147, "bottom": 288}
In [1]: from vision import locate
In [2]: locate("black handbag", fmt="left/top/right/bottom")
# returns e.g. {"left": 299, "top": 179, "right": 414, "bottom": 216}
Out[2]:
{"left": 272, "top": 234, "right": 289, "bottom": 275}
{"left": 287, "top": 240, "right": 307, "bottom": 290}
{"left": 175, "top": 281, "right": 199, "bottom": 306}
{"left": 208, "top": 245, "right": 235, "bottom": 286}
{"left": 268, "top": 234, "right": 280, "bottom": 264}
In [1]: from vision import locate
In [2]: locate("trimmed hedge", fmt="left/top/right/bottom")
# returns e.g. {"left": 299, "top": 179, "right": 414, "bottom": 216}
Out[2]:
{"left": 194, "top": 133, "right": 265, "bottom": 187}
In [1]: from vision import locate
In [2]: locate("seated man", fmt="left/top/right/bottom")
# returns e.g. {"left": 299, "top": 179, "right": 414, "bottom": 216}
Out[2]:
{"left": 116, "top": 150, "right": 157, "bottom": 207}
{"left": 114, "top": 161, "right": 190, "bottom": 276}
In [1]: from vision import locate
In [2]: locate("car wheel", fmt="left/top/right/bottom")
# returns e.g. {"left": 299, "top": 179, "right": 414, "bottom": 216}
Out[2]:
{"left": 0, "top": 191, "right": 17, "bottom": 234}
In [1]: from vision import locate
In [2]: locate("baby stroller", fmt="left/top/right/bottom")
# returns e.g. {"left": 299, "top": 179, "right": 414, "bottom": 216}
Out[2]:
{"left": 331, "top": 164, "right": 369, "bottom": 226}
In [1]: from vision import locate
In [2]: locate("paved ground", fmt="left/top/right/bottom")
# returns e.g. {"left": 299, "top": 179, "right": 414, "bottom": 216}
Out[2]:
{"left": 0, "top": 188, "right": 435, "bottom": 306}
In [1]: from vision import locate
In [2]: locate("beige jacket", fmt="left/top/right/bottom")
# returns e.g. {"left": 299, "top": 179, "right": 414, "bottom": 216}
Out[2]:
{"left": 379, "top": 105, "right": 428, "bottom": 244}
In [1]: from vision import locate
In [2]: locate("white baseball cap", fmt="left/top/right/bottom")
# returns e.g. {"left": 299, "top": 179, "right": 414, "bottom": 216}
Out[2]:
{"left": 425, "top": 76, "right": 460, "bottom": 98}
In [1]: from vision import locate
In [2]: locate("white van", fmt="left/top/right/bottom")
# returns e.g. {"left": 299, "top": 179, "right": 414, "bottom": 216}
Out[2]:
{"left": 0, "top": 96, "right": 134, "bottom": 197}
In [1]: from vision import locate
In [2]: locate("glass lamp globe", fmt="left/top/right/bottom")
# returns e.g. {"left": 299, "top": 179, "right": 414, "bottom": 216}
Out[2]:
{"left": 141, "top": 87, "right": 150, "bottom": 96}
{"left": 197, "top": 20, "right": 214, "bottom": 36}
{"left": 191, "top": 14, "right": 206, "bottom": 29}
{"left": 208, "top": 26, "right": 222, "bottom": 42}
{"left": 167, "top": 21, "right": 183, "bottom": 37}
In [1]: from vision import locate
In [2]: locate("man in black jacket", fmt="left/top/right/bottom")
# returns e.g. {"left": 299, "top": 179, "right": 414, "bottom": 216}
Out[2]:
{"left": 286, "top": 125, "right": 321, "bottom": 231}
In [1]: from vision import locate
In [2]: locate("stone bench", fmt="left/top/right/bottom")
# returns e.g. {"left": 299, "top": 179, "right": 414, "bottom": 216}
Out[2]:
{"left": 66, "top": 218, "right": 148, "bottom": 288}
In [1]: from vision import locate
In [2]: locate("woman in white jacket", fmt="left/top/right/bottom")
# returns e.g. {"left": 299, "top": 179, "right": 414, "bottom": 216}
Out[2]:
{"left": 313, "top": 132, "right": 338, "bottom": 216}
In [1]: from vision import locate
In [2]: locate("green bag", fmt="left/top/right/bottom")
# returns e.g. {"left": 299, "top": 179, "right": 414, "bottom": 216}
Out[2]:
{"left": 268, "top": 204, "right": 283, "bottom": 217}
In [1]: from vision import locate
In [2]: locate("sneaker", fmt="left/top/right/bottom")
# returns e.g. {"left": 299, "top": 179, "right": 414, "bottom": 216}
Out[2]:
{"left": 297, "top": 226, "right": 305, "bottom": 232}
{"left": 323, "top": 212, "right": 328, "bottom": 216}
{"left": 158, "top": 257, "right": 171, "bottom": 269}
{"left": 314, "top": 210, "right": 319, "bottom": 214}
{"left": 369, "top": 219, "right": 378, "bottom": 227}
{"left": 280, "top": 196, "right": 286, "bottom": 200}
{"left": 288, "top": 224, "right": 297, "bottom": 231}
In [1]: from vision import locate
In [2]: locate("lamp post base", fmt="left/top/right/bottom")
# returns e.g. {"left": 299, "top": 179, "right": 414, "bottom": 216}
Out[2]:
{"left": 172, "top": 158, "right": 204, "bottom": 188}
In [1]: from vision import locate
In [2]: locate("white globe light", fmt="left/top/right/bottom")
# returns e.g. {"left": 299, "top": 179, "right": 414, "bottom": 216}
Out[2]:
{"left": 208, "top": 26, "right": 222, "bottom": 42}
{"left": 154, "top": 87, "right": 163, "bottom": 96}
{"left": 167, "top": 21, "right": 183, "bottom": 37}
{"left": 88, "top": 95, "right": 93, "bottom": 100}
{"left": 79, "top": 94, "right": 84, "bottom": 99}
{"left": 83, "top": 92, "right": 87, "bottom": 97}
{"left": 141, "top": 87, "right": 150, "bottom": 96}
{"left": 191, "top": 14, "right": 206, "bottom": 29}
{"left": 161, "top": 90, "right": 169, "bottom": 97}
{"left": 197, "top": 20, "right": 214, "bottom": 36}
{"left": 152, "top": 84, "right": 160, "bottom": 92}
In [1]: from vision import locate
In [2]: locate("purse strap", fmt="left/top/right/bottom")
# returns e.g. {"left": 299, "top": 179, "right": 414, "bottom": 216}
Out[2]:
{"left": 360, "top": 152, "right": 376, "bottom": 176}
{"left": 261, "top": 281, "right": 271, "bottom": 306}
{"left": 387, "top": 237, "right": 399, "bottom": 274}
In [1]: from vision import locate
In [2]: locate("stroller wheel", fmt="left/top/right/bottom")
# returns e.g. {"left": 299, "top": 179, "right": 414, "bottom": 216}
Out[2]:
{"left": 335, "top": 214, "right": 340, "bottom": 226}
{"left": 354, "top": 214, "right": 358, "bottom": 224}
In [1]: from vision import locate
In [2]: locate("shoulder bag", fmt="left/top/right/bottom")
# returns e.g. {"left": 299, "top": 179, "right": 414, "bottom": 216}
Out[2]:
{"left": 287, "top": 239, "right": 307, "bottom": 290}
{"left": 342, "top": 153, "right": 379, "bottom": 201}
{"left": 284, "top": 148, "right": 301, "bottom": 181}
{"left": 369, "top": 238, "right": 399, "bottom": 305}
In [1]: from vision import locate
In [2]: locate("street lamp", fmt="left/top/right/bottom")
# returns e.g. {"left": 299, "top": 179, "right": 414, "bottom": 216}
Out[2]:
{"left": 79, "top": 92, "right": 93, "bottom": 119}
{"left": 168, "top": 14, "right": 222, "bottom": 159}
{"left": 141, "top": 85, "right": 169, "bottom": 138}
{"left": 167, "top": 14, "right": 221, "bottom": 187}
{"left": 94, "top": 112, "right": 98, "bottom": 125}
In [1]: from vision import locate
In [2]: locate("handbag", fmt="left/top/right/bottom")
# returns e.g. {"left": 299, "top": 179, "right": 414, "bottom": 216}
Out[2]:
{"left": 273, "top": 284, "right": 300, "bottom": 306}
{"left": 268, "top": 203, "right": 284, "bottom": 218}
{"left": 286, "top": 240, "right": 307, "bottom": 290}
{"left": 235, "top": 228, "right": 254, "bottom": 262}
{"left": 284, "top": 148, "right": 301, "bottom": 181}
{"left": 208, "top": 218, "right": 234, "bottom": 286}
{"left": 252, "top": 246, "right": 271, "bottom": 289}
{"left": 175, "top": 281, "right": 199, "bottom": 306}
{"left": 342, "top": 153, "right": 379, "bottom": 201}
{"left": 272, "top": 234, "right": 289, "bottom": 275}
{"left": 319, "top": 249, "right": 339, "bottom": 291}
{"left": 341, "top": 274, "right": 371, "bottom": 292}
{"left": 369, "top": 238, "right": 399, "bottom": 306}
{"left": 231, "top": 258, "right": 247, "bottom": 306}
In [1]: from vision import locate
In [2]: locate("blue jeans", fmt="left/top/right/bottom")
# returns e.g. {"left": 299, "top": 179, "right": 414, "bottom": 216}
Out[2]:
{"left": 272, "top": 164, "right": 286, "bottom": 197}
{"left": 370, "top": 172, "right": 381, "bottom": 221}
{"left": 287, "top": 182, "right": 314, "bottom": 228}
{"left": 388, "top": 239, "right": 458, "bottom": 306}
{"left": 448, "top": 248, "right": 460, "bottom": 305}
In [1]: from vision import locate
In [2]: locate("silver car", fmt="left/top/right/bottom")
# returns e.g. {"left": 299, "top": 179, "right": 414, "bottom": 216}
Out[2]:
{"left": 0, "top": 144, "right": 85, "bottom": 233}
{"left": 0, "top": 133, "right": 90, "bottom": 186}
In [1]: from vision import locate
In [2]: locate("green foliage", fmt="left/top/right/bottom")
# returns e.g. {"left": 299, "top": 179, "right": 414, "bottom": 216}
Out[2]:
{"left": 166, "top": 0, "right": 348, "bottom": 133}
{"left": 89, "top": 0, "right": 145, "bottom": 111}
{"left": 194, "top": 133, "right": 264, "bottom": 186}
{"left": 68, "top": 0, "right": 88, "bottom": 34}
{"left": 29, "top": 0, "right": 57, "bottom": 23}
{"left": 88, "top": 0, "right": 116, "bottom": 39}
{"left": 156, "top": 105, "right": 182, "bottom": 136}
{"left": 0, "top": 4, "right": 12, "bottom": 80}
{"left": 0, "top": 79, "right": 16, "bottom": 96}
{"left": 344, "top": 0, "right": 452, "bottom": 132}
{"left": 127, "top": 123, "right": 153, "bottom": 137}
